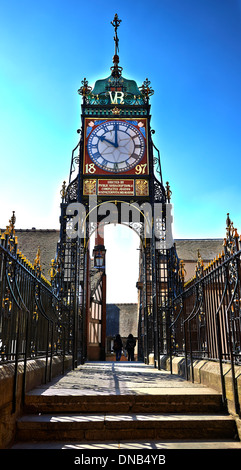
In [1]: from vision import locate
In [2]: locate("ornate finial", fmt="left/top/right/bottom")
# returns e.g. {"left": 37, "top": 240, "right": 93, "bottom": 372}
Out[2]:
{"left": 78, "top": 78, "right": 92, "bottom": 97}
{"left": 5, "top": 211, "right": 15, "bottom": 236}
{"left": 226, "top": 212, "right": 231, "bottom": 229}
{"left": 110, "top": 14, "right": 123, "bottom": 78}
{"left": 196, "top": 250, "right": 204, "bottom": 278}
{"left": 139, "top": 78, "right": 154, "bottom": 102}
{"left": 34, "top": 246, "right": 41, "bottom": 271}
{"left": 165, "top": 181, "right": 172, "bottom": 202}
{"left": 60, "top": 181, "right": 67, "bottom": 200}
{"left": 178, "top": 259, "right": 186, "bottom": 283}
{"left": 10, "top": 211, "right": 16, "bottom": 230}
{"left": 49, "top": 259, "right": 57, "bottom": 282}
{"left": 4, "top": 211, "right": 17, "bottom": 252}
{"left": 226, "top": 212, "right": 234, "bottom": 240}
{"left": 111, "top": 13, "right": 122, "bottom": 55}
{"left": 224, "top": 212, "right": 239, "bottom": 256}
{"left": 197, "top": 249, "right": 203, "bottom": 265}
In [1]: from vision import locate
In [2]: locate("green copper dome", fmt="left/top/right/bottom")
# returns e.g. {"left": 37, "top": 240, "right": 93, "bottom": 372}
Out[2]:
{"left": 78, "top": 15, "right": 153, "bottom": 107}
{"left": 92, "top": 75, "right": 142, "bottom": 96}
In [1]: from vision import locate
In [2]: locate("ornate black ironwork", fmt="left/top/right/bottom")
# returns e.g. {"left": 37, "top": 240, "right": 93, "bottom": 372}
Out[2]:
{"left": 78, "top": 78, "right": 92, "bottom": 98}
{"left": 169, "top": 214, "right": 241, "bottom": 413}
{"left": 151, "top": 133, "right": 163, "bottom": 184}
{"left": 111, "top": 13, "right": 121, "bottom": 54}
{"left": 165, "top": 182, "right": 172, "bottom": 203}
{"left": 110, "top": 13, "right": 123, "bottom": 78}
{"left": 139, "top": 78, "right": 154, "bottom": 103}
{"left": 0, "top": 213, "right": 70, "bottom": 410}
{"left": 153, "top": 177, "right": 166, "bottom": 203}
{"left": 66, "top": 177, "right": 78, "bottom": 203}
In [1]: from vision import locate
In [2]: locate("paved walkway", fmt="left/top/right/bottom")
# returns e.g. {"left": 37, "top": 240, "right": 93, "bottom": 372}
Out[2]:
{"left": 28, "top": 361, "right": 218, "bottom": 397}
{"left": 12, "top": 361, "right": 241, "bottom": 450}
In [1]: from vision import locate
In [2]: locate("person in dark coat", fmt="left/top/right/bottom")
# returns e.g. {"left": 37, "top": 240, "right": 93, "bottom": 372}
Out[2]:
{"left": 125, "top": 334, "right": 136, "bottom": 361}
{"left": 113, "top": 334, "right": 122, "bottom": 361}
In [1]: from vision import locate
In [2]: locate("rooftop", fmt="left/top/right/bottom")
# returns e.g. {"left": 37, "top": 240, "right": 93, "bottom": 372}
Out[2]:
{"left": 175, "top": 239, "right": 224, "bottom": 261}
{"left": 4, "top": 229, "right": 224, "bottom": 280}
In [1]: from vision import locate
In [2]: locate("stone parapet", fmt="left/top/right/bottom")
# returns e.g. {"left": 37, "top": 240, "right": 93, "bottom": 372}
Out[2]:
{"left": 0, "top": 355, "right": 72, "bottom": 449}
{"left": 159, "top": 354, "right": 241, "bottom": 439}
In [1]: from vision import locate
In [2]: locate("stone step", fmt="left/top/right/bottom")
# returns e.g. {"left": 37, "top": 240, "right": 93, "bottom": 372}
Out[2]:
{"left": 16, "top": 413, "right": 237, "bottom": 442}
{"left": 24, "top": 392, "right": 224, "bottom": 414}
{"left": 12, "top": 440, "right": 241, "bottom": 450}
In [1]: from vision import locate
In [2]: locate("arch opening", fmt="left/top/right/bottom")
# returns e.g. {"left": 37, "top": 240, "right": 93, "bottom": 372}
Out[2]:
{"left": 88, "top": 222, "right": 141, "bottom": 362}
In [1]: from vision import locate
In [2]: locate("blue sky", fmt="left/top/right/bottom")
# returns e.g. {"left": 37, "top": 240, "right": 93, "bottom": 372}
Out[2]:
{"left": 1, "top": 1, "right": 241, "bottom": 301}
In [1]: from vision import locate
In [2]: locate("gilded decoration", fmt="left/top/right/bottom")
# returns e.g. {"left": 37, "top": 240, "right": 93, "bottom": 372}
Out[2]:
{"left": 83, "top": 179, "right": 97, "bottom": 195}
{"left": 112, "top": 106, "right": 121, "bottom": 115}
{"left": 135, "top": 179, "right": 149, "bottom": 196}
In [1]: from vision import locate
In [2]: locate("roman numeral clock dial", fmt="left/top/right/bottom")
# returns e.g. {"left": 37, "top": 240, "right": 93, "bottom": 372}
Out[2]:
{"left": 86, "top": 120, "right": 146, "bottom": 173}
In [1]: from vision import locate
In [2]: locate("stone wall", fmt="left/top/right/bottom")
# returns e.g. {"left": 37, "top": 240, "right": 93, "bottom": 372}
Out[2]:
{"left": 159, "top": 354, "right": 241, "bottom": 439}
{"left": 106, "top": 303, "right": 138, "bottom": 338}
{"left": 106, "top": 303, "right": 138, "bottom": 357}
{"left": 0, "top": 355, "right": 72, "bottom": 449}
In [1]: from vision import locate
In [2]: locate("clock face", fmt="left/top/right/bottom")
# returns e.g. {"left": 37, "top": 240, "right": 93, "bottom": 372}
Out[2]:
{"left": 87, "top": 120, "right": 145, "bottom": 173}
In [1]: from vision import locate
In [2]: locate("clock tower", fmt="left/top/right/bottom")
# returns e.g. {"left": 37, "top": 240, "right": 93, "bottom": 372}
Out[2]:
{"left": 57, "top": 14, "right": 172, "bottom": 366}
{"left": 77, "top": 14, "right": 164, "bottom": 205}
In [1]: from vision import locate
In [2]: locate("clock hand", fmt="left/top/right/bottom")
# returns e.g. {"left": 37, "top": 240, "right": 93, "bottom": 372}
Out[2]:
{"left": 114, "top": 124, "right": 118, "bottom": 147}
{"left": 99, "top": 135, "right": 118, "bottom": 148}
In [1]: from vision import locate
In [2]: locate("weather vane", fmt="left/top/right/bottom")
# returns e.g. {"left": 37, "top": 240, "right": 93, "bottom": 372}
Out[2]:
{"left": 111, "top": 13, "right": 122, "bottom": 55}
{"left": 110, "top": 14, "right": 123, "bottom": 78}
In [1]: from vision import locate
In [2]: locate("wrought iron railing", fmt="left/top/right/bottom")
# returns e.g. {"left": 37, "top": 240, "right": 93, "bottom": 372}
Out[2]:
{"left": 169, "top": 214, "right": 241, "bottom": 413}
{"left": 0, "top": 212, "right": 71, "bottom": 410}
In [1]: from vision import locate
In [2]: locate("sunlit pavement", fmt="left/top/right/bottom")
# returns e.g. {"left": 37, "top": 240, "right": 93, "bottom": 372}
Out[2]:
{"left": 11, "top": 362, "right": 241, "bottom": 450}
{"left": 26, "top": 361, "right": 218, "bottom": 396}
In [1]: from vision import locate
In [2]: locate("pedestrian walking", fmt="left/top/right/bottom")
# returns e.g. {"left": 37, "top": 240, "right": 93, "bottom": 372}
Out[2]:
{"left": 113, "top": 334, "right": 123, "bottom": 361}
{"left": 125, "top": 334, "right": 136, "bottom": 361}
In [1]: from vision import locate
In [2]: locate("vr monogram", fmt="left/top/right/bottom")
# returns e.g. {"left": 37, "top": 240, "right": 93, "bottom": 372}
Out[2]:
{"left": 108, "top": 91, "right": 125, "bottom": 104}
